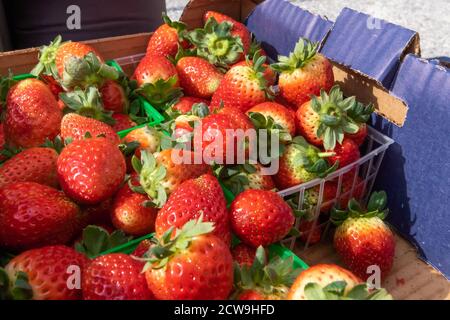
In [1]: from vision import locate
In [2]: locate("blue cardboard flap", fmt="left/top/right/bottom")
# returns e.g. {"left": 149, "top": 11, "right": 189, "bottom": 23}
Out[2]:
{"left": 320, "top": 7, "right": 419, "bottom": 89}
{"left": 245, "top": 0, "right": 333, "bottom": 59}
{"left": 374, "top": 54, "right": 450, "bottom": 278}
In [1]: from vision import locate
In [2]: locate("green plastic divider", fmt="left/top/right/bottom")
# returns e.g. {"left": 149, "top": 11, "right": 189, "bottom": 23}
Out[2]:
{"left": 12, "top": 74, "right": 36, "bottom": 81}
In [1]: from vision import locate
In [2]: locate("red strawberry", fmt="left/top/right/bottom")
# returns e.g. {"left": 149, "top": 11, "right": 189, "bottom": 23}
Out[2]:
{"left": 60, "top": 113, "right": 120, "bottom": 145}
{"left": 230, "top": 189, "right": 295, "bottom": 247}
{"left": 345, "top": 102, "right": 374, "bottom": 145}
{"left": 123, "top": 125, "right": 162, "bottom": 154}
{"left": 144, "top": 218, "right": 234, "bottom": 300}
{"left": 132, "top": 239, "right": 153, "bottom": 257}
{"left": 298, "top": 219, "right": 322, "bottom": 244}
{"left": 146, "top": 14, "right": 187, "bottom": 58}
{"left": 332, "top": 191, "right": 396, "bottom": 280}
{"left": 0, "top": 147, "right": 59, "bottom": 189}
{"left": 217, "top": 163, "right": 275, "bottom": 195}
{"left": 210, "top": 52, "right": 269, "bottom": 112}
{"left": 288, "top": 264, "right": 362, "bottom": 300}
{"left": 176, "top": 57, "right": 223, "bottom": 99}
{"left": 57, "top": 137, "right": 126, "bottom": 204}
{"left": 233, "top": 60, "right": 276, "bottom": 86}
{"left": 0, "top": 182, "right": 81, "bottom": 251}
{"left": 111, "top": 113, "right": 137, "bottom": 132}
{"left": 327, "top": 138, "right": 360, "bottom": 169}
{"left": 112, "top": 176, "right": 158, "bottom": 236}
{"left": 232, "top": 243, "right": 256, "bottom": 266}
{"left": 340, "top": 175, "right": 365, "bottom": 208}
{"left": 83, "top": 253, "right": 154, "bottom": 300}
{"left": 132, "top": 149, "right": 211, "bottom": 207}
{"left": 3, "top": 245, "right": 89, "bottom": 300}
{"left": 0, "top": 123, "right": 5, "bottom": 161}
{"left": 247, "top": 102, "right": 296, "bottom": 136}
{"left": 4, "top": 78, "right": 62, "bottom": 148}
{"left": 346, "top": 123, "right": 368, "bottom": 146}
{"left": 170, "top": 96, "right": 210, "bottom": 114}
{"left": 78, "top": 198, "right": 113, "bottom": 228}
{"left": 40, "top": 74, "right": 64, "bottom": 99}
{"left": 155, "top": 174, "right": 230, "bottom": 245}
{"left": 271, "top": 38, "right": 334, "bottom": 107}
{"left": 100, "top": 80, "right": 129, "bottom": 114}
{"left": 215, "top": 107, "right": 254, "bottom": 131}
{"left": 203, "top": 11, "right": 251, "bottom": 59}
{"left": 295, "top": 86, "right": 360, "bottom": 150}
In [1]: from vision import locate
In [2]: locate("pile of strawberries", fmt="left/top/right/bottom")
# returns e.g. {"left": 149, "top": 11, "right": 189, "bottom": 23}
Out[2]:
{"left": 0, "top": 11, "right": 396, "bottom": 300}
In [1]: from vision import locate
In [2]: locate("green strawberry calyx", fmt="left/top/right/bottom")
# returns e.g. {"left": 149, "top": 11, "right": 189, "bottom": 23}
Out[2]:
{"left": 139, "top": 216, "right": 215, "bottom": 270}
{"left": 136, "top": 76, "right": 183, "bottom": 109}
{"left": 62, "top": 52, "right": 119, "bottom": 89}
{"left": 60, "top": 86, "right": 115, "bottom": 125}
{"left": 347, "top": 101, "right": 375, "bottom": 124}
{"left": 246, "top": 50, "right": 272, "bottom": 97}
{"left": 187, "top": 17, "right": 244, "bottom": 70}
{"left": 248, "top": 112, "right": 292, "bottom": 144}
{"left": 331, "top": 191, "right": 389, "bottom": 226}
{"left": 233, "top": 246, "right": 301, "bottom": 299}
{"left": 311, "top": 85, "right": 361, "bottom": 150}
{"left": 74, "top": 225, "right": 132, "bottom": 259}
{"left": 304, "top": 280, "right": 393, "bottom": 300}
{"left": 131, "top": 151, "right": 168, "bottom": 208}
{"left": 271, "top": 37, "right": 319, "bottom": 73}
{"left": 213, "top": 163, "right": 257, "bottom": 196}
{"left": 0, "top": 269, "right": 33, "bottom": 300}
{"left": 30, "top": 35, "right": 65, "bottom": 78}
{"left": 162, "top": 13, "right": 187, "bottom": 35}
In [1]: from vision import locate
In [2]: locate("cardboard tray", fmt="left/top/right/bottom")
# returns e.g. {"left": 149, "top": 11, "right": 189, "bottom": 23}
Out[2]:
{"left": 0, "top": 0, "right": 448, "bottom": 292}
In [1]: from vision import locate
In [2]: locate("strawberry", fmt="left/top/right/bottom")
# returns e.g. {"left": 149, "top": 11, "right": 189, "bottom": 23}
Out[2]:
{"left": 134, "top": 55, "right": 182, "bottom": 107}
{"left": 331, "top": 191, "right": 396, "bottom": 280}
{"left": 60, "top": 113, "right": 120, "bottom": 145}
{"left": 230, "top": 189, "right": 295, "bottom": 247}
{"left": 203, "top": 11, "right": 251, "bottom": 61}
{"left": 1, "top": 245, "right": 88, "bottom": 300}
{"left": 112, "top": 175, "right": 158, "bottom": 236}
{"left": 210, "top": 52, "right": 269, "bottom": 112}
{"left": 123, "top": 125, "right": 162, "bottom": 154}
{"left": 155, "top": 174, "right": 230, "bottom": 245}
{"left": 271, "top": 38, "right": 334, "bottom": 107}
{"left": 170, "top": 96, "right": 210, "bottom": 114}
{"left": 31, "top": 35, "right": 104, "bottom": 80}
{"left": 0, "top": 147, "right": 59, "bottom": 189}
{"left": 298, "top": 219, "right": 322, "bottom": 244}
{"left": 295, "top": 86, "right": 360, "bottom": 150}
{"left": 57, "top": 137, "right": 126, "bottom": 204}
{"left": 233, "top": 59, "right": 276, "bottom": 86}
{"left": 247, "top": 102, "right": 296, "bottom": 136}
{"left": 327, "top": 138, "right": 360, "bottom": 169}
{"left": 274, "top": 136, "right": 337, "bottom": 190}
{"left": 143, "top": 218, "right": 234, "bottom": 300}
{"left": 232, "top": 243, "right": 256, "bottom": 267}
{"left": 176, "top": 56, "right": 223, "bottom": 99}
{"left": 0, "top": 123, "right": 5, "bottom": 161}
{"left": 234, "top": 246, "right": 301, "bottom": 300}
{"left": 78, "top": 198, "right": 113, "bottom": 228}
{"left": 345, "top": 101, "right": 374, "bottom": 146}
{"left": 346, "top": 123, "right": 368, "bottom": 146}
{"left": 83, "top": 253, "right": 154, "bottom": 300}
{"left": 288, "top": 263, "right": 392, "bottom": 300}
{"left": 132, "top": 239, "right": 153, "bottom": 257}
{"left": 339, "top": 175, "right": 365, "bottom": 208}
{"left": 0, "top": 182, "right": 81, "bottom": 251}
{"left": 215, "top": 106, "right": 254, "bottom": 131}
{"left": 40, "top": 74, "right": 64, "bottom": 99}
{"left": 111, "top": 113, "right": 137, "bottom": 132}
{"left": 100, "top": 80, "right": 129, "bottom": 114}
{"left": 4, "top": 78, "right": 62, "bottom": 148}
{"left": 131, "top": 149, "right": 211, "bottom": 207}
{"left": 146, "top": 14, "right": 187, "bottom": 58}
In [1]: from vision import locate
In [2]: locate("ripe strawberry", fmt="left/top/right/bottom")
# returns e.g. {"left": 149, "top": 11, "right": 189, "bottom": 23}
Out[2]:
{"left": 60, "top": 113, "right": 120, "bottom": 145}
{"left": 232, "top": 243, "right": 256, "bottom": 267}
{"left": 144, "top": 218, "right": 233, "bottom": 300}
{"left": 132, "top": 239, "right": 153, "bottom": 257}
{"left": 346, "top": 123, "right": 368, "bottom": 146}
{"left": 132, "top": 149, "right": 211, "bottom": 207}
{"left": 203, "top": 11, "right": 251, "bottom": 60}
{"left": 298, "top": 219, "right": 322, "bottom": 244}
{"left": 0, "top": 123, "right": 5, "bottom": 162}
{"left": 331, "top": 191, "right": 395, "bottom": 280}
{"left": 111, "top": 113, "right": 137, "bottom": 132}
{"left": 155, "top": 174, "right": 230, "bottom": 245}
{"left": 296, "top": 86, "right": 360, "bottom": 150}
{"left": 210, "top": 52, "right": 269, "bottom": 112}
{"left": 215, "top": 106, "right": 254, "bottom": 131}
{"left": 123, "top": 125, "right": 162, "bottom": 154}
{"left": 57, "top": 137, "right": 126, "bottom": 204}
{"left": 40, "top": 74, "right": 64, "bottom": 99}
{"left": 176, "top": 56, "right": 223, "bottom": 99}
{"left": 100, "top": 80, "right": 129, "bottom": 114}
{"left": 247, "top": 102, "right": 296, "bottom": 136}
{"left": 83, "top": 253, "right": 154, "bottom": 300}
{"left": 134, "top": 55, "right": 181, "bottom": 106}
{"left": 4, "top": 78, "right": 62, "bottom": 148}
{"left": 230, "top": 189, "right": 295, "bottom": 247}
{"left": 32, "top": 35, "right": 103, "bottom": 80}
{"left": 271, "top": 38, "right": 334, "bottom": 107}
{"left": 146, "top": 14, "right": 187, "bottom": 58}
{"left": 78, "top": 198, "right": 113, "bottom": 228}
{"left": 287, "top": 264, "right": 362, "bottom": 300}
{"left": 339, "top": 175, "right": 365, "bottom": 208}
{"left": 327, "top": 138, "right": 360, "bottom": 169}
{"left": 0, "top": 182, "right": 81, "bottom": 251}
{"left": 234, "top": 246, "right": 301, "bottom": 300}
{"left": 170, "top": 96, "right": 210, "bottom": 114}
{"left": 345, "top": 101, "right": 374, "bottom": 145}
{"left": 2, "top": 245, "right": 89, "bottom": 300}
{"left": 274, "top": 136, "right": 336, "bottom": 190}
{"left": 233, "top": 59, "right": 276, "bottom": 86}
{"left": 112, "top": 175, "right": 157, "bottom": 236}
{"left": 0, "top": 147, "right": 59, "bottom": 189}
